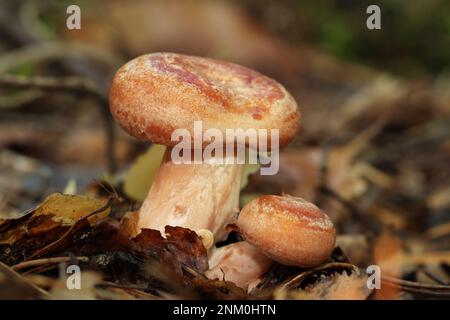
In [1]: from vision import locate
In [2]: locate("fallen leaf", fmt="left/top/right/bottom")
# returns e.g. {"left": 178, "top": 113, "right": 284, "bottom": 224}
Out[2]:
{"left": 33, "top": 193, "right": 110, "bottom": 225}
{"left": 0, "top": 193, "right": 110, "bottom": 265}
{"left": 123, "top": 144, "right": 166, "bottom": 202}
{"left": 133, "top": 226, "right": 209, "bottom": 276}
{"left": 373, "top": 231, "right": 403, "bottom": 299}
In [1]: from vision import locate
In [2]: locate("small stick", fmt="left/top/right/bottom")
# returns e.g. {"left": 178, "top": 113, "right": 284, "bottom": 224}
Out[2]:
{"left": 12, "top": 256, "right": 89, "bottom": 271}
{"left": 0, "top": 74, "right": 104, "bottom": 102}
{"left": 382, "top": 275, "right": 450, "bottom": 291}
{"left": 418, "top": 266, "right": 449, "bottom": 285}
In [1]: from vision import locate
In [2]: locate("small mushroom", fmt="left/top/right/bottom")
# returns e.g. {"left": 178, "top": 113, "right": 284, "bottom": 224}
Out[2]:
{"left": 109, "top": 53, "right": 299, "bottom": 241}
{"left": 237, "top": 194, "right": 336, "bottom": 268}
{"left": 205, "top": 241, "right": 273, "bottom": 291}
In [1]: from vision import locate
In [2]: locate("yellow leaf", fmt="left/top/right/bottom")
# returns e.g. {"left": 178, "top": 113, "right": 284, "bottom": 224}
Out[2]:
{"left": 123, "top": 144, "right": 166, "bottom": 202}
{"left": 34, "top": 193, "right": 110, "bottom": 225}
{"left": 240, "top": 163, "right": 259, "bottom": 190}
{"left": 62, "top": 178, "right": 77, "bottom": 195}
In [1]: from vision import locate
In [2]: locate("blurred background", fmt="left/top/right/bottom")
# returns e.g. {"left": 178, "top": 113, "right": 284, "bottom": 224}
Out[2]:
{"left": 0, "top": 0, "right": 449, "bottom": 298}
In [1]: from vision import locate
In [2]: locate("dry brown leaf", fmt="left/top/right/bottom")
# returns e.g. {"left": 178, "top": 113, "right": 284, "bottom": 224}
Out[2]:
{"left": 373, "top": 231, "right": 403, "bottom": 299}
{"left": 133, "top": 226, "right": 209, "bottom": 276}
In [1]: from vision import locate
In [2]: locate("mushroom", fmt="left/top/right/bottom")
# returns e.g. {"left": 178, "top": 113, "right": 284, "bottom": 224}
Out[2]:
{"left": 109, "top": 53, "right": 299, "bottom": 241}
{"left": 205, "top": 195, "right": 336, "bottom": 290}
{"left": 205, "top": 241, "right": 273, "bottom": 291}
{"left": 237, "top": 194, "right": 336, "bottom": 267}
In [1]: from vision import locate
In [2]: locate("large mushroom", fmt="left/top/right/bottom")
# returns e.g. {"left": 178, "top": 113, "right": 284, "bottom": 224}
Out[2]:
{"left": 109, "top": 53, "right": 299, "bottom": 241}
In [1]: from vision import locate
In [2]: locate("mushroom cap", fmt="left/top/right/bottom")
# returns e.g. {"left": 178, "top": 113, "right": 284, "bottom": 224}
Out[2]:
{"left": 237, "top": 194, "right": 336, "bottom": 268}
{"left": 109, "top": 53, "right": 300, "bottom": 148}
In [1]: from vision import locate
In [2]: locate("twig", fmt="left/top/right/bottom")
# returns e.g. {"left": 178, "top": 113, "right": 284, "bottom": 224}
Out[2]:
{"left": 382, "top": 280, "right": 450, "bottom": 297}
{"left": 381, "top": 275, "right": 450, "bottom": 297}
{"left": 96, "top": 282, "right": 160, "bottom": 299}
{"left": 97, "top": 281, "right": 149, "bottom": 291}
{"left": 425, "top": 221, "right": 450, "bottom": 240}
{"left": 12, "top": 256, "right": 89, "bottom": 271}
{"left": 382, "top": 275, "right": 450, "bottom": 291}
{"left": 418, "top": 266, "right": 449, "bottom": 285}
{"left": 0, "top": 41, "right": 120, "bottom": 74}
{"left": 0, "top": 74, "right": 104, "bottom": 101}
{"left": 0, "top": 89, "right": 44, "bottom": 109}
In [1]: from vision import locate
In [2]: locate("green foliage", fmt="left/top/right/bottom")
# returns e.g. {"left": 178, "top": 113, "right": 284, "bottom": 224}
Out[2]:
{"left": 9, "top": 63, "right": 35, "bottom": 76}
{"left": 239, "top": 0, "right": 450, "bottom": 77}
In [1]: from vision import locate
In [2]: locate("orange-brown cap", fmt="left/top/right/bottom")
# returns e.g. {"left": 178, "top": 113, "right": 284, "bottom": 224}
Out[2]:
{"left": 109, "top": 53, "right": 300, "bottom": 148}
{"left": 237, "top": 194, "right": 336, "bottom": 268}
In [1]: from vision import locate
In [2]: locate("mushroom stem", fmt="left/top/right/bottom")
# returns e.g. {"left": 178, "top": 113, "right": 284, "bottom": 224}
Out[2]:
{"left": 125, "top": 148, "right": 243, "bottom": 241}
{"left": 206, "top": 241, "right": 273, "bottom": 291}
